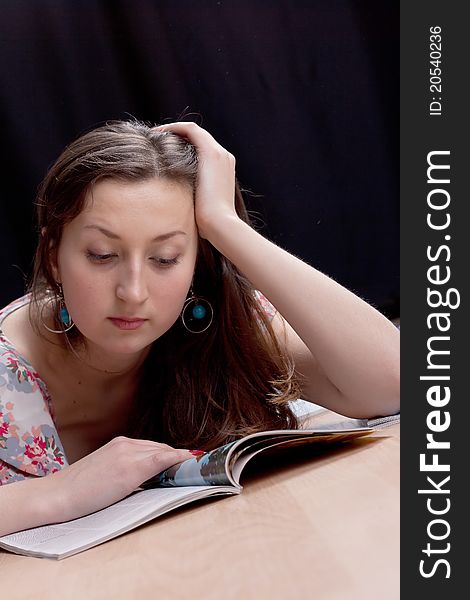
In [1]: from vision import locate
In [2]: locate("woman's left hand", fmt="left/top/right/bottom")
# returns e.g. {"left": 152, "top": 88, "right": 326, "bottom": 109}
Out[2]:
{"left": 154, "top": 122, "right": 239, "bottom": 240}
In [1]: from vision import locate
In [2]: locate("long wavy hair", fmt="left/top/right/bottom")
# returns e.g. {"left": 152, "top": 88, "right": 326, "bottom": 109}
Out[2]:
{"left": 28, "top": 120, "right": 300, "bottom": 450}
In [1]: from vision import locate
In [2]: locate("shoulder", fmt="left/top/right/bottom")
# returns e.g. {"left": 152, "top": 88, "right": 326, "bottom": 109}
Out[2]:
{"left": 0, "top": 296, "right": 46, "bottom": 402}
{"left": 0, "top": 294, "right": 37, "bottom": 361}
{"left": 0, "top": 299, "right": 68, "bottom": 484}
{"left": 0, "top": 295, "right": 31, "bottom": 319}
{"left": 0, "top": 353, "right": 68, "bottom": 483}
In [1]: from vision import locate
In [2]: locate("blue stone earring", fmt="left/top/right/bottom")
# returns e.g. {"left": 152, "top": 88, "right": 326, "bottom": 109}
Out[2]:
{"left": 59, "top": 304, "right": 72, "bottom": 328}
{"left": 181, "top": 287, "right": 213, "bottom": 333}
{"left": 40, "top": 283, "right": 75, "bottom": 334}
{"left": 57, "top": 284, "right": 74, "bottom": 331}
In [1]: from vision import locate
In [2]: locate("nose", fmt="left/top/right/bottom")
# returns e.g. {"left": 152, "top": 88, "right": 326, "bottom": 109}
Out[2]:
{"left": 115, "top": 261, "right": 149, "bottom": 305}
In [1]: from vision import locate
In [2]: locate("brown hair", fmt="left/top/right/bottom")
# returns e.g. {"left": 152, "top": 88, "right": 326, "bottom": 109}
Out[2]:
{"left": 29, "top": 120, "right": 300, "bottom": 450}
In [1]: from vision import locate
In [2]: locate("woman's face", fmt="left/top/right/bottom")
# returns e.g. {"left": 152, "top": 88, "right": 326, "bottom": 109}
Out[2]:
{"left": 53, "top": 176, "right": 198, "bottom": 357}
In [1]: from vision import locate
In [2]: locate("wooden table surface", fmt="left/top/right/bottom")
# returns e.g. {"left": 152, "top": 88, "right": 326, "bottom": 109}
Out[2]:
{"left": 1, "top": 423, "right": 399, "bottom": 600}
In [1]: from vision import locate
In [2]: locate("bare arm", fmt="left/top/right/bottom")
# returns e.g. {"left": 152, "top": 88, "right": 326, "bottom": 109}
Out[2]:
{"left": 207, "top": 218, "right": 400, "bottom": 419}
{"left": 154, "top": 122, "right": 400, "bottom": 420}
{"left": 0, "top": 437, "right": 194, "bottom": 537}
{"left": 0, "top": 475, "right": 58, "bottom": 536}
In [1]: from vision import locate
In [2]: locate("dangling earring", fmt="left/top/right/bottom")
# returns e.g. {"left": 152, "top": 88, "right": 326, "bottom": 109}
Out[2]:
{"left": 181, "top": 286, "right": 213, "bottom": 333}
{"left": 40, "top": 283, "right": 75, "bottom": 334}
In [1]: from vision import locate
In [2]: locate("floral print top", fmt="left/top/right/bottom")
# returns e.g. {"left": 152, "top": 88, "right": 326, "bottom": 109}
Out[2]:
{"left": 0, "top": 295, "right": 68, "bottom": 485}
{"left": 0, "top": 292, "right": 277, "bottom": 486}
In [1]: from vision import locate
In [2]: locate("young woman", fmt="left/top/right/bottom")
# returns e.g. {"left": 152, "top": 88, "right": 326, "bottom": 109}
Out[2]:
{"left": 0, "top": 120, "right": 399, "bottom": 536}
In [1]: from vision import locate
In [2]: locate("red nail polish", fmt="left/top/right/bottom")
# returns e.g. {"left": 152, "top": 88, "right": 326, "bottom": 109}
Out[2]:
{"left": 189, "top": 449, "right": 205, "bottom": 456}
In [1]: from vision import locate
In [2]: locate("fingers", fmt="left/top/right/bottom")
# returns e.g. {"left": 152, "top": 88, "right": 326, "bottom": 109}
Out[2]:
{"left": 108, "top": 435, "right": 191, "bottom": 449}
{"left": 108, "top": 436, "right": 196, "bottom": 463}
{"left": 46, "top": 438, "right": 202, "bottom": 522}
{"left": 154, "top": 123, "right": 238, "bottom": 175}
{"left": 154, "top": 122, "right": 221, "bottom": 152}
{"left": 142, "top": 447, "right": 196, "bottom": 479}
{"left": 98, "top": 437, "right": 195, "bottom": 484}
{"left": 158, "top": 448, "right": 196, "bottom": 464}
{"left": 155, "top": 121, "right": 208, "bottom": 135}
{"left": 154, "top": 121, "right": 207, "bottom": 138}
{"left": 107, "top": 436, "right": 173, "bottom": 450}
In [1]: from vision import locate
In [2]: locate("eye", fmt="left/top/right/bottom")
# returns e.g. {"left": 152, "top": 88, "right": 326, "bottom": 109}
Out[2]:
{"left": 86, "top": 251, "right": 117, "bottom": 263}
{"left": 152, "top": 256, "right": 180, "bottom": 267}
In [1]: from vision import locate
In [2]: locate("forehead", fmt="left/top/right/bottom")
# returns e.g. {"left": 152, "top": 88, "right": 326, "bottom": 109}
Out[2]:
{"left": 85, "top": 176, "right": 193, "bottom": 212}
{"left": 59, "top": 177, "right": 196, "bottom": 244}
{"left": 76, "top": 176, "right": 194, "bottom": 229}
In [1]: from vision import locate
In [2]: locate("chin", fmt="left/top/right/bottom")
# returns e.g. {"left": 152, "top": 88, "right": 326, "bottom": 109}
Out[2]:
{"left": 104, "top": 338, "right": 155, "bottom": 356}
{"left": 105, "top": 328, "right": 172, "bottom": 355}
{"left": 80, "top": 333, "right": 148, "bottom": 357}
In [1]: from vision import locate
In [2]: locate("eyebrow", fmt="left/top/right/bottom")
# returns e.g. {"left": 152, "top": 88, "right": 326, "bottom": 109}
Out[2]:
{"left": 83, "top": 225, "right": 187, "bottom": 242}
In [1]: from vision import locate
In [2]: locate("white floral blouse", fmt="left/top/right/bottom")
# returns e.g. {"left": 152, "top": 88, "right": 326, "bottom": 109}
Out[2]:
{"left": 0, "top": 292, "right": 277, "bottom": 485}
{"left": 0, "top": 296, "right": 68, "bottom": 484}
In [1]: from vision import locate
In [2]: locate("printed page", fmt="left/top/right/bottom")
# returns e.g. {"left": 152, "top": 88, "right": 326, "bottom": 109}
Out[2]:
{"left": 289, "top": 398, "right": 326, "bottom": 425}
{"left": 145, "top": 442, "right": 236, "bottom": 488}
{"left": 145, "top": 401, "right": 374, "bottom": 489}
{"left": 230, "top": 430, "right": 374, "bottom": 484}
{"left": 0, "top": 485, "right": 237, "bottom": 560}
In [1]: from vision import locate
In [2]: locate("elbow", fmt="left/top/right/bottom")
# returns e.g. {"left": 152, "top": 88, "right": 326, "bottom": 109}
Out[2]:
{"left": 342, "top": 365, "right": 401, "bottom": 421}
{"left": 364, "top": 366, "right": 401, "bottom": 419}
{"left": 366, "top": 345, "right": 400, "bottom": 418}
{"left": 383, "top": 357, "right": 401, "bottom": 414}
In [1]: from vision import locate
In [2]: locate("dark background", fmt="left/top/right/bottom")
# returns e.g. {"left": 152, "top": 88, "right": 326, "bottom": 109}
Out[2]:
{"left": 0, "top": 0, "right": 399, "bottom": 317}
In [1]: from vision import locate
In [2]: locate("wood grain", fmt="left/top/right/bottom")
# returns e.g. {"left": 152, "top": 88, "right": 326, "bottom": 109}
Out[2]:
{"left": 1, "top": 425, "right": 399, "bottom": 600}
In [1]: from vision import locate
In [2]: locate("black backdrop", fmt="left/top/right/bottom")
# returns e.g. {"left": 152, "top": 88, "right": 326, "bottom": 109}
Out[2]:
{"left": 0, "top": 0, "right": 399, "bottom": 317}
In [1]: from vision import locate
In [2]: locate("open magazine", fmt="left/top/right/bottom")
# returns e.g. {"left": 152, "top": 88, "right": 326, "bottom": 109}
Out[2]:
{"left": 0, "top": 401, "right": 399, "bottom": 560}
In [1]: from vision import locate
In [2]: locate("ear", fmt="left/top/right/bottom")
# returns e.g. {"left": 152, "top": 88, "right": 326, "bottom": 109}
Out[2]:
{"left": 48, "top": 239, "right": 61, "bottom": 284}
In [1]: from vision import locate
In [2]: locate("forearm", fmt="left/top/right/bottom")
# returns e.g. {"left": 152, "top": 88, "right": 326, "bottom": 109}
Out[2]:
{"left": 0, "top": 476, "right": 59, "bottom": 537}
{"left": 155, "top": 121, "right": 399, "bottom": 416}
{"left": 206, "top": 216, "right": 400, "bottom": 415}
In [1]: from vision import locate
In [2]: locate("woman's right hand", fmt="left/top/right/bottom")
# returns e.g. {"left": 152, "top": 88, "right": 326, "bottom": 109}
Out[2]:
{"left": 42, "top": 437, "right": 195, "bottom": 523}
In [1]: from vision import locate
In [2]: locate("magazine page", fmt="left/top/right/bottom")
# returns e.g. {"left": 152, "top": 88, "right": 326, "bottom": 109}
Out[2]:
{"left": 142, "top": 399, "right": 330, "bottom": 489}
{"left": 143, "top": 435, "right": 313, "bottom": 490}
{"left": 0, "top": 485, "right": 237, "bottom": 560}
{"left": 143, "top": 400, "right": 386, "bottom": 490}
{"left": 228, "top": 429, "right": 374, "bottom": 485}
{"left": 147, "top": 424, "right": 375, "bottom": 490}
{"left": 142, "top": 442, "right": 237, "bottom": 488}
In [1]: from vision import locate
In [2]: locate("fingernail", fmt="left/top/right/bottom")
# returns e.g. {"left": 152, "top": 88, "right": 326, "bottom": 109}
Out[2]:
{"left": 189, "top": 449, "right": 205, "bottom": 456}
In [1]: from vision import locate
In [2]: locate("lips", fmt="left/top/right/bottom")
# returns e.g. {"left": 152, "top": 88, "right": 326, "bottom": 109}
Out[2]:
{"left": 108, "top": 317, "right": 147, "bottom": 331}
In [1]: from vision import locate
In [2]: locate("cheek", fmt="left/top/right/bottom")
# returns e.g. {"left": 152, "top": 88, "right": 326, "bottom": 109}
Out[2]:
{"left": 55, "top": 247, "right": 108, "bottom": 329}
{"left": 147, "top": 247, "right": 198, "bottom": 312}
{"left": 59, "top": 264, "right": 107, "bottom": 328}
{"left": 59, "top": 260, "right": 194, "bottom": 331}
{"left": 147, "top": 268, "right": 193, "bottom": 320}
